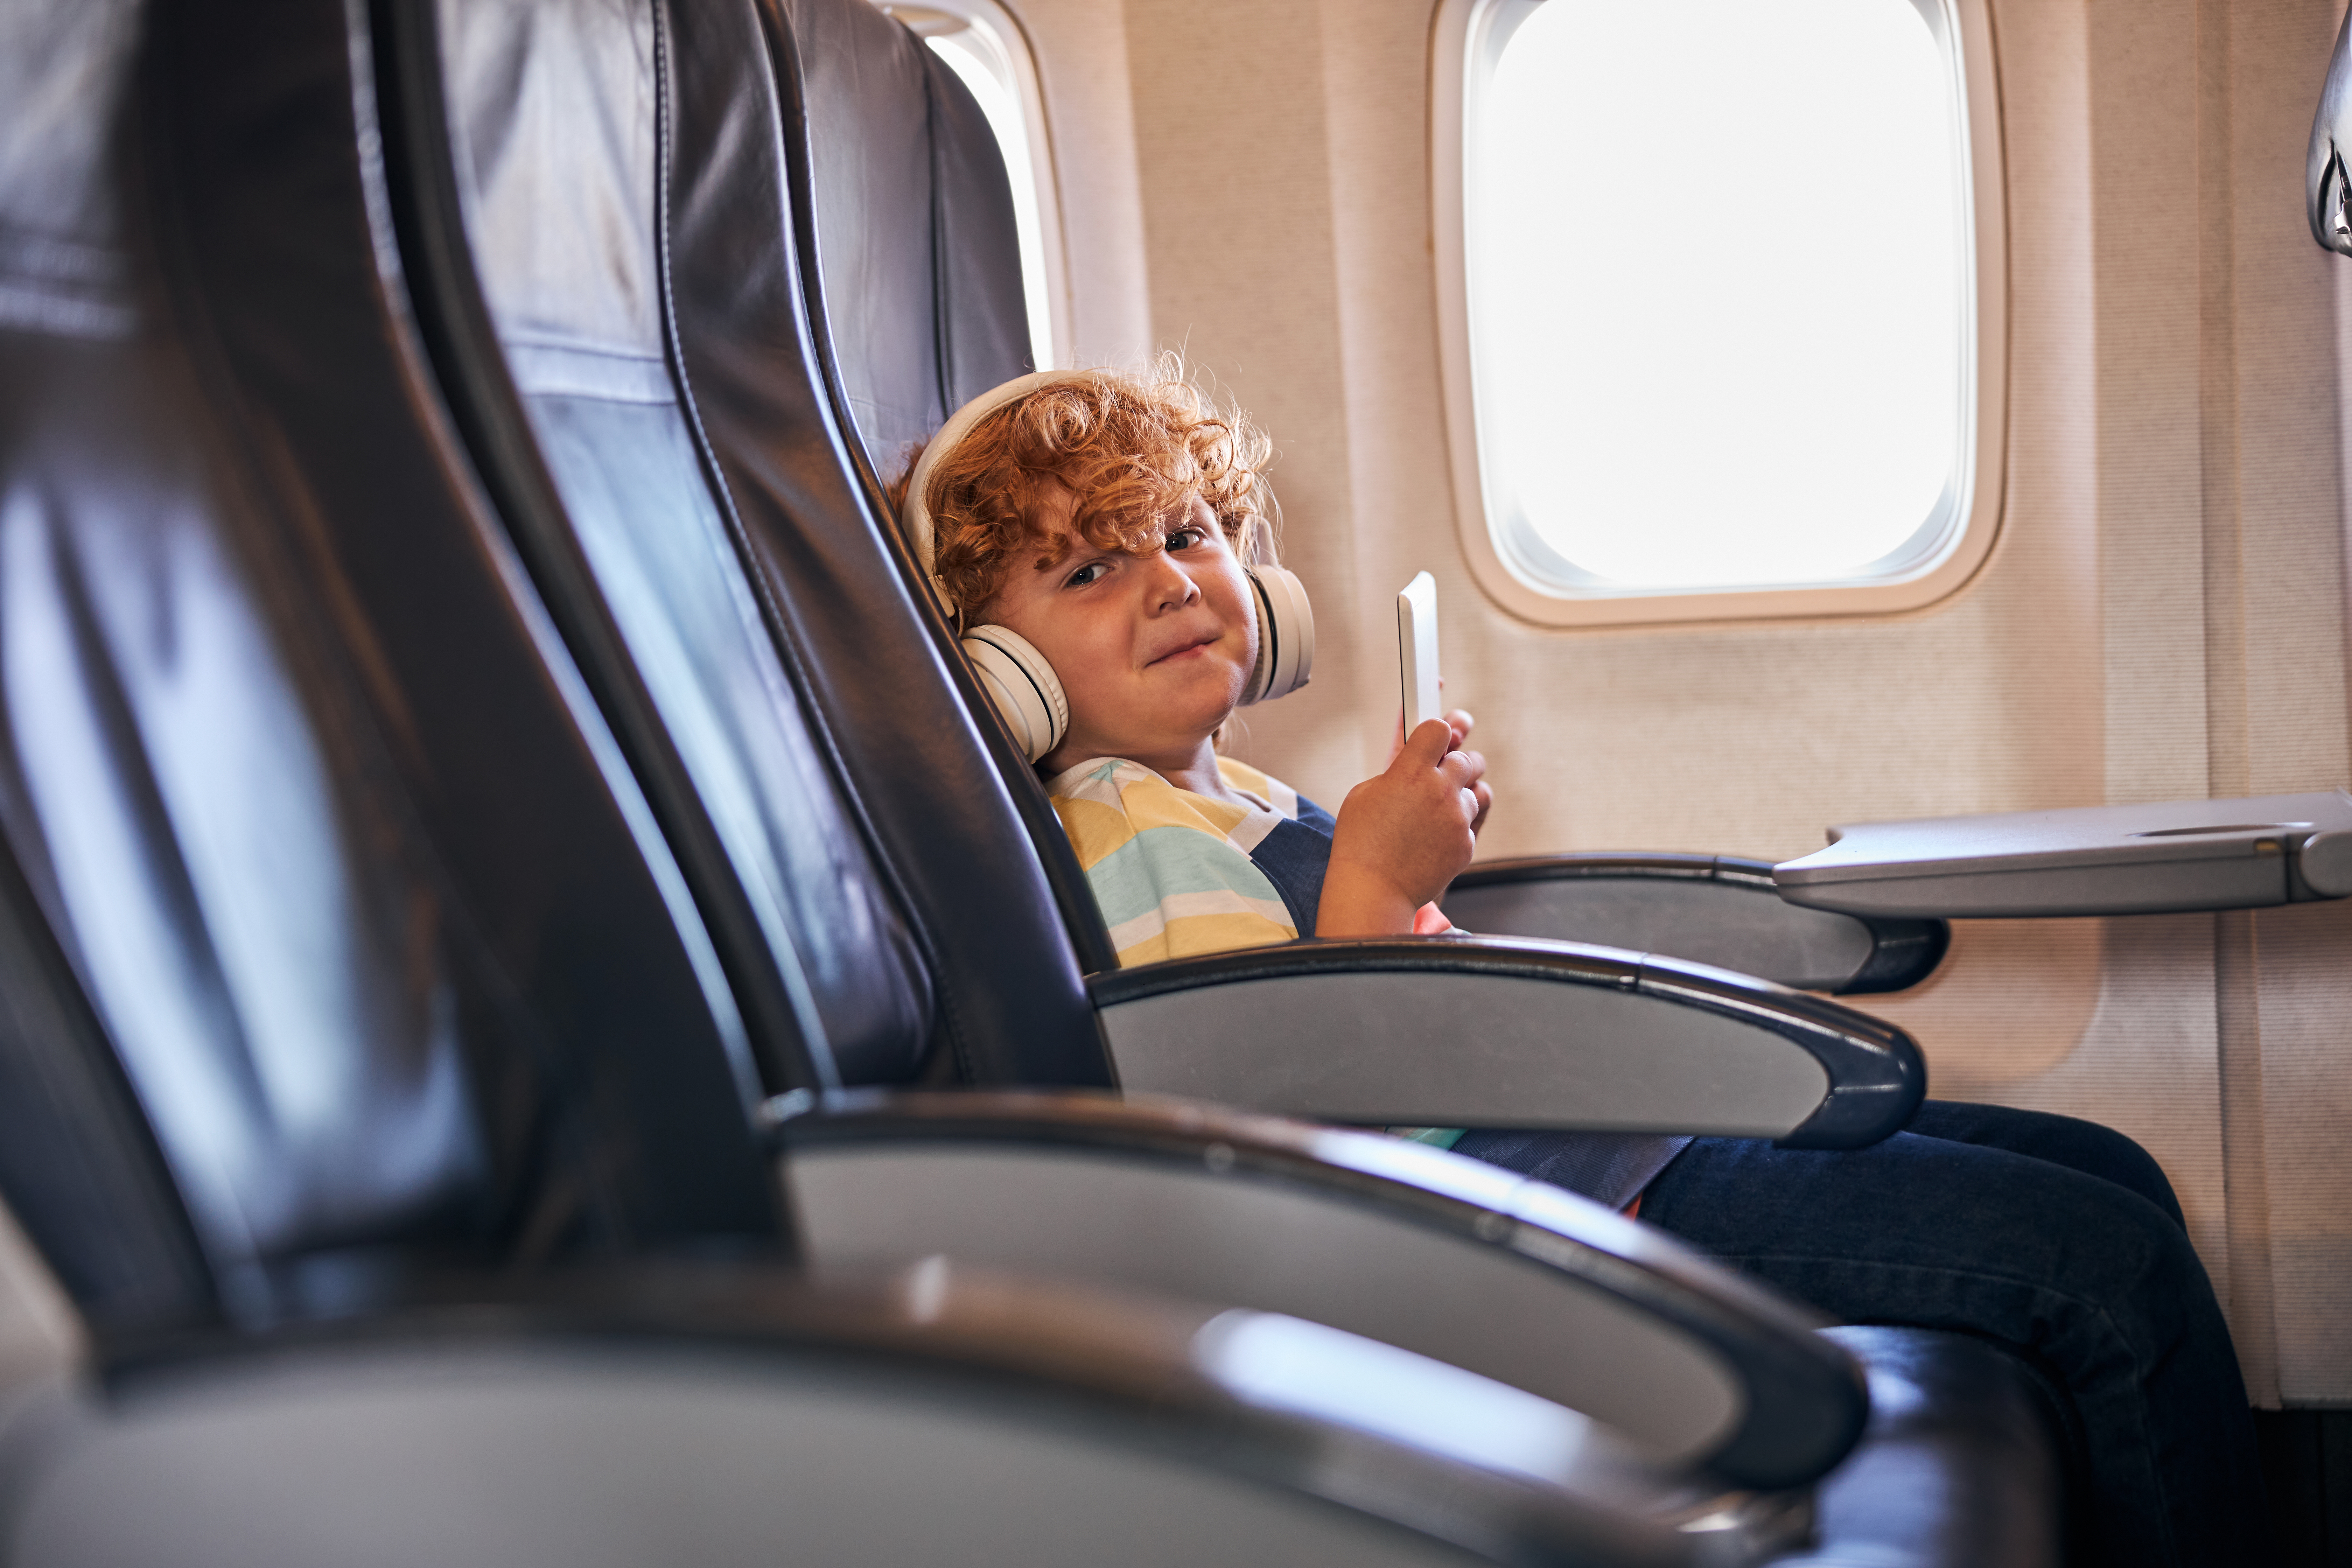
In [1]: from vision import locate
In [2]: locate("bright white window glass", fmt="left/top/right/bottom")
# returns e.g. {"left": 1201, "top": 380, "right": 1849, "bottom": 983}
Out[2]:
{"left": 1466, "top": 0, "right": 1970, "bottom": 593}
{"left": 883, "top": 4, "right": 1060, "bottom": 372}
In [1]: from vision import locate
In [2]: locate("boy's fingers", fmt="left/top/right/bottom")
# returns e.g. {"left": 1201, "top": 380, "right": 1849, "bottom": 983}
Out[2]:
{"left": 1394, "top": 718, "right": 1455, "bottom": 772}
{"left": 1437, "top": 746, "right": 1486, "bottom": 787}
{"left": 1444, "top": 708, "right": 1475, "bottom": 747}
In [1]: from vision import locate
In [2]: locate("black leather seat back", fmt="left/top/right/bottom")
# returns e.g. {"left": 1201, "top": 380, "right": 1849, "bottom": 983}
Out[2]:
{"left": 776, "top": 0, "right": 1031, "bottom": 470}
{"left": 0, "top": 0, "right": 774, "bottom": 1338}
{"left": 673, "top": 0, "right": 1112, "bottom": 1079}
{"left": 412, "top": 0, "right": 934, "bottom": 1090}
{"left": 380, "top": 0, "right": 1110, "bottom": 1087}
{"left": 763, "top": 0, "right": 1122, "bottom": 975}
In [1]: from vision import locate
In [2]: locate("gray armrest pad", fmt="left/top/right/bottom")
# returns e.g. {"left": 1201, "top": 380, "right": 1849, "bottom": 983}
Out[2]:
{"left": 1444, "top": 853, "right": 1948, "bottom": 994}
{"left": 1087, "top": 937, "right": 1925, "bottom": 1148}
{"left": 772, "top": 1088, "right": 1870, "bottom": 1490}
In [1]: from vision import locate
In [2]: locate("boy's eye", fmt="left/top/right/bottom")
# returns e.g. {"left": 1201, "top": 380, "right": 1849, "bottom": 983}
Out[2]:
{"left": 1064, "top": 561, "right": 1108, "bottom": 588}
{"left": 1167, "top": 526, "right": 1206, "bottom": 551}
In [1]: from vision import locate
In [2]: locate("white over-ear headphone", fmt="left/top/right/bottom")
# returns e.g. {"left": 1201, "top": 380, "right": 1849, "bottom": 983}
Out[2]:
{"left": 901, "top": 370, "right": 1315, "bottom": 762}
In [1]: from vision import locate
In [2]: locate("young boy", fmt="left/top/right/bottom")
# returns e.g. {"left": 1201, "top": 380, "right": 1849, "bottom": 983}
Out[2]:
{"left": 900, "top": 360, "right": 1485, "bottom": 967}
{"left": 897, "top": 360, "right": 2266, "bottom": 1566}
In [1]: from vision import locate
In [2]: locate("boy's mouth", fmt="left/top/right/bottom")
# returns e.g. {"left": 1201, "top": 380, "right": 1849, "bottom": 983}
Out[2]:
{"left": 1145, "top": 630, "right": 1222, "bottom": 666}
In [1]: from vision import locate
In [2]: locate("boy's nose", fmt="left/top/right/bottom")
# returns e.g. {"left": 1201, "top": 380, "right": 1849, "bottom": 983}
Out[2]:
{"left": 1144, "top": 552, "right": 1200, "bottom": 611}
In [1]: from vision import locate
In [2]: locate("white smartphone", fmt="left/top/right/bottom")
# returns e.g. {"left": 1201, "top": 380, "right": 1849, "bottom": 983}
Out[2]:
{"left": 1396, "top": 571, "right": 1441, "bottom": 738}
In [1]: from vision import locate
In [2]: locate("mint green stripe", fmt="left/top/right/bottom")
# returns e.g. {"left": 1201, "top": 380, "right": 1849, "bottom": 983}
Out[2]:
{"left": 1084, "top": 825, "right": 1284, "bottom": 929}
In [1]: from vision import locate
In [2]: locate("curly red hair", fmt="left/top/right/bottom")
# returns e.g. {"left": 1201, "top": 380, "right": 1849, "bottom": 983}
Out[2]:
{"left": 889, "top": 356, "right": 1278, "bottom": 623}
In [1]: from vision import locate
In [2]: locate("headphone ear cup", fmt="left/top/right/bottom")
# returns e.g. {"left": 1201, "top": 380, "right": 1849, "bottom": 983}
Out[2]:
{"left": 961, "top": 624, "right": 1070, "bottom": 762}
{"left": 1240, "top": 566, "right": 1315, "bottom": 706}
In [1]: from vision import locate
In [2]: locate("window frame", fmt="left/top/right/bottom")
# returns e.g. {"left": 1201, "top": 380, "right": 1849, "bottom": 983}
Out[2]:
{"left": 1429, "top": 0, "right": 2008, "bottom": 629}
{"left": 882, "top": 0, "right": 1072, "bottom": 372}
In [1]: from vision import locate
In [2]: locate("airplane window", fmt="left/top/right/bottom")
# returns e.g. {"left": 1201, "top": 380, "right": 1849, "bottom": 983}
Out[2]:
{"left": 1438, "top": 0, "right": 1988, "bottom": 623}
{"left": 881, "top": 2, "right": 1066, "bottom": 371}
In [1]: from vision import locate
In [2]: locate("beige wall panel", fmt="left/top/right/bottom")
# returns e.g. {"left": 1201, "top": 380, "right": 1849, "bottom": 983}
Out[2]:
{"left": 1313, "top": 0, "right": 1461, "bottom": 784}
{"left": 2340, "top": 250, "right": 2352, "bottom": 737}
{"left": 2065, "top": 0, "right": 2244, "bottom": 1364}
{"left": 1862, "top": 917, "right": 2106, "bottom": 1099}
{"left": 2038, "top": 916, "right": 2232, "bottom": 1291}
{"left": 1121, "top": 0, "right": 1376, "bottom": 804}
{"left": 2253, "top": 898, "right": 2352, "bottom": 1401}
{"left": 2089, "top": 0, "right": 2211, "bottom": 806}
{"left": 2228, "top": 0, "right": 2351, "bottom": 799}
{"left": 1991, "top": 0, "right": 2104, "bottom": 818}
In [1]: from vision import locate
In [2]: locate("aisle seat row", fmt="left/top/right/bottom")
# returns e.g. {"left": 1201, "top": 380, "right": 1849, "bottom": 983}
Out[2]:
{"left": 0, "top": 0, "right": 2063, "bottom": 1562}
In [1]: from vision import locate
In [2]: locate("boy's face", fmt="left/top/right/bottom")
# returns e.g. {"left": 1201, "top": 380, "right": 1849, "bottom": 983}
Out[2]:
{"left": 981, "top": 491, "right": 1257, "bottom": 772}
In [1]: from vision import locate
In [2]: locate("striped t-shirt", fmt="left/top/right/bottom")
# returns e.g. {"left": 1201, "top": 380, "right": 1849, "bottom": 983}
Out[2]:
{"left": 1045, "top": 755, "right": 1335, "bottom": 967}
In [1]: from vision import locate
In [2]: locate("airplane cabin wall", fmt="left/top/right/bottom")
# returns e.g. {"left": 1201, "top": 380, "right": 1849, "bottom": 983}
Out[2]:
{"left": 1009, "top": 0, "right": 2352, "bottom": 1404}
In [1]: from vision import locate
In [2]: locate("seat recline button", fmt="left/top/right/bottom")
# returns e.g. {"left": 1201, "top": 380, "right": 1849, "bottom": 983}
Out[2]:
{"left": 2301, "top": 830, "right": 2352, "bottom": 897}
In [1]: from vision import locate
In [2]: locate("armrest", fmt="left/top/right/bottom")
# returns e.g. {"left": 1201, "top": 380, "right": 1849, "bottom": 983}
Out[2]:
{"left": 1085, "top": 937, "right": 1925, "bottom": 1149}
{"left": 1774, "top": 789, "right": 2352, "bottom": 917}
{"left": 15, "top": 1268, "right": 1792, "bottom": 1568}
{"left": 770, "top": 1087, "right": 1869, "bottom": 1491}
{"left": 1443, "top": 853, "right": 1948, "bottom": 994}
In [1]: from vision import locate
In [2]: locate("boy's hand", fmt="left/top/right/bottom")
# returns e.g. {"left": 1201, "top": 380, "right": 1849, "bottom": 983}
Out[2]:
{"left": 1319, "top": 718, "right": 1490, "bottom": 938}
{"left": 1390, "top": 708, "right": 1492, "bottom": 834}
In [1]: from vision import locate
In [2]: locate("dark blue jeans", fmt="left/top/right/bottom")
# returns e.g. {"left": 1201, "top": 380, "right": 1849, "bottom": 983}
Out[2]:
{"left": 1458, "top": 1102, "right": 2268, "bottom": 1568}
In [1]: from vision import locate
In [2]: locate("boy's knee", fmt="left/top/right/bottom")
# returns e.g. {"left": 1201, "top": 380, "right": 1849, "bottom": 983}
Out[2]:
{"left": 1916, "top": 1101, "right": 2187, "bottom": 1231}
{"left": 2044, "top": 1168, "right": 2218, "bottom": 1334}
{"left": 2040, "top": 1115, "right": 2185, "bottom": 1231}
